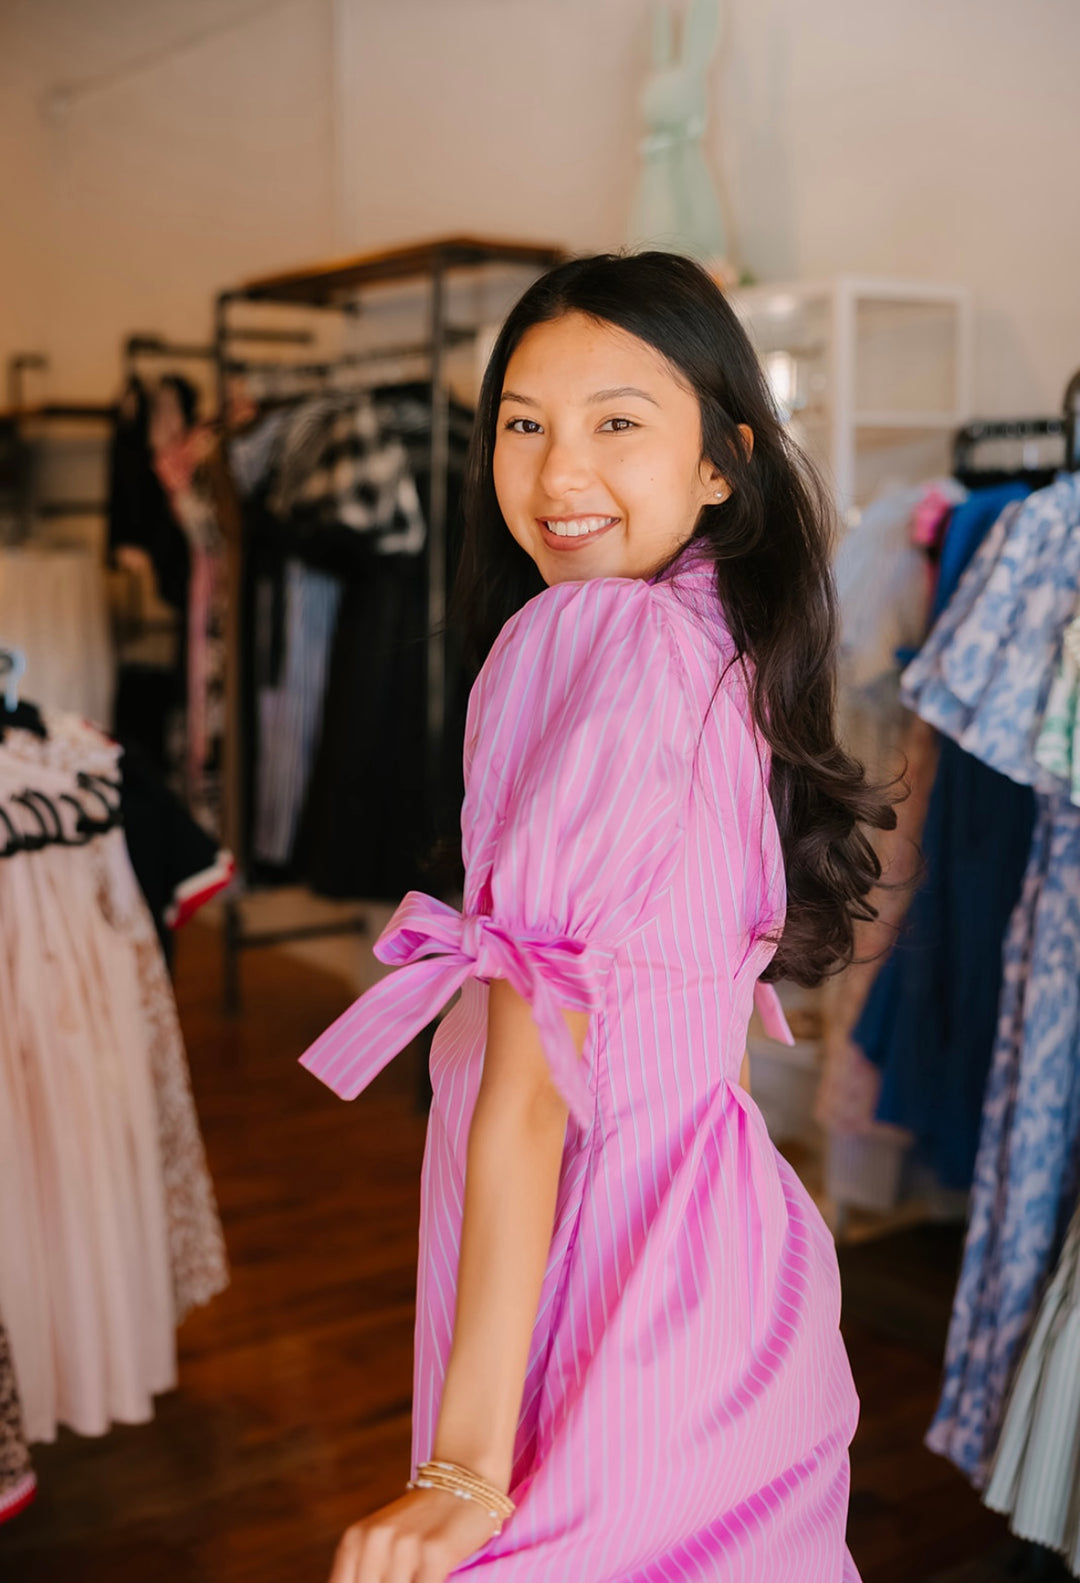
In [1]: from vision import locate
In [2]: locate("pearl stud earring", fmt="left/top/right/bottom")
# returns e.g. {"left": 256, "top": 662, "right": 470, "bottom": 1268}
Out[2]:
{"left": 715, "top": 488, "right": 727, "bottom": 500}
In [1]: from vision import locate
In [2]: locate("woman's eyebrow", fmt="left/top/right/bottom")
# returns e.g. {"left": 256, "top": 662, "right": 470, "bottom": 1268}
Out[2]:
{"left": 499, "top": 386, "right": 660, "bottom": 407}
{"left": 588, "top": 386, "right": 660, "bottom": 406}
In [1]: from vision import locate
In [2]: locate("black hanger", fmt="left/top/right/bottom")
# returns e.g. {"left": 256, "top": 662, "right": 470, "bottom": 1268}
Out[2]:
{"left": 953, "top": 417, "right": 1065, "bottom": 491}
{"left": 57, "top": 792, "right": 96, "bottom": 845}
{"left": 75, "top": 773, "right": 123, "bottom": 832}
{"left": 0, "top": 804, "right": 21, "bottom": 858}
{"left": 22, "top": 788, "right": 67, "bottom": 847}
{"left": 10, "top": 792, "right": 51, "bottom": 851}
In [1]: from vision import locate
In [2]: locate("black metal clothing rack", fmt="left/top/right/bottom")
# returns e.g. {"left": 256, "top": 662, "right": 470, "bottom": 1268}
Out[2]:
{"left": 212, "top": 235, "right": 564, "bottom": 1013}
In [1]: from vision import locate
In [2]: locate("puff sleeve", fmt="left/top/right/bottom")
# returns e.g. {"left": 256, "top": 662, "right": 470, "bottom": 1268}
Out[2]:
{"left": 299, "top": 578, "right": 694, "bottom": 1128}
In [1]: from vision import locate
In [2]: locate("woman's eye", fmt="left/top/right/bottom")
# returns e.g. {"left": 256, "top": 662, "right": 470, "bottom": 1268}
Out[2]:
{"left": 504, "top": 417, "right": 543, "bottom": 434}
{"left": 599, "top": 417, "right": 637, "bottom": 433}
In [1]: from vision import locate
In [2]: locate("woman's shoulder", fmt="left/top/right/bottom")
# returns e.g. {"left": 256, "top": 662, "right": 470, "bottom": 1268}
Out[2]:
{"left": 490, "top": 568, "right": 728, "bottom": 664}
{"left": 481, "top": 575, "right": 683, "bottom": 691}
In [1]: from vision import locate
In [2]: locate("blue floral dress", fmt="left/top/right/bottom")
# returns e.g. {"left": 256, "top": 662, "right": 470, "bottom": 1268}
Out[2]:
{"left": 901, "top": 475, "right": 1080, "bottom": 1486}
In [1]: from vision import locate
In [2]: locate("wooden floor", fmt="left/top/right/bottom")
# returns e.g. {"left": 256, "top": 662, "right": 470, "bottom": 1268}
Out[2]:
{"left": 0, "top": 922, "right": 1068, "bottom": 1582}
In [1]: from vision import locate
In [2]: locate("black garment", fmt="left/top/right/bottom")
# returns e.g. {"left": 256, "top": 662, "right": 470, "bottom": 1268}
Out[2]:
{"left": 107, "top": 378, "right": 190, "bottom": 614}
{"left": 108, "top": 379, "right": 191, "bottom": 775}
{"left": 371, "top": 382, "right": 475, "bottom": 867}
{"left": 113, "top": 665, "right": 183, "bottom": 776}
{"left": 120, "top": 741, "right": 221, "bottom": 961}
{"left": 294, "top": 553, "right": 427, "bottom": 900}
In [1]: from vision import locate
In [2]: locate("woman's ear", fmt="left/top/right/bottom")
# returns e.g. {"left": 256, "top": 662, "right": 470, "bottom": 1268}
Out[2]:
{"left": 737, "top": 424, "right": 754, "bottom": 458}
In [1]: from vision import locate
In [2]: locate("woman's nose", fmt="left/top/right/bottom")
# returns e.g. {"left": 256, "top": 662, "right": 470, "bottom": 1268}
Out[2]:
{"left": 538, "top": 436, "right": 593, "bottom": 500}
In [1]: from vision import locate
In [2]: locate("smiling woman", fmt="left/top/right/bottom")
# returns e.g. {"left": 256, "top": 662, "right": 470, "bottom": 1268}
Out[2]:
{"left": 300, "top": 251, "right": 897, "bottom": 1583}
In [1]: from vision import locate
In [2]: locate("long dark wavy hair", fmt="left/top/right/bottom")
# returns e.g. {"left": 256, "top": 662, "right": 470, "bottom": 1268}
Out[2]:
{"left": 452, "top": 251, "right": 898, "bottom": 986}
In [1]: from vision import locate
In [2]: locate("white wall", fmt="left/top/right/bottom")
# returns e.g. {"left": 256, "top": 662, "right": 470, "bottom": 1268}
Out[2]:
{"left": 1, "top": 0, "right": 1077, "bottom": 414}
{"left": 0, "top": 0, "right": 337, "bottom": 399}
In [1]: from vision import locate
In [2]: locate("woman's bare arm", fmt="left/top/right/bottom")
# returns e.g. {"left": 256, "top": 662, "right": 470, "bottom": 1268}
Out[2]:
{"left": 430, "top": 978, "right": 589, "bottom": 1491}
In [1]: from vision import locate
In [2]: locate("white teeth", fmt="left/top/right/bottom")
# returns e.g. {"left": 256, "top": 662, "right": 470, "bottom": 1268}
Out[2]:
{"left": 543, "top": 516, "right": 615, "bottom": 538}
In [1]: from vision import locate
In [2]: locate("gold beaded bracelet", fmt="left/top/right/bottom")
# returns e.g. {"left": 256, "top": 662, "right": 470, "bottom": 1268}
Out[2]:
{"left": 406, "top": 1459, "right": 516, "bottom": 1532}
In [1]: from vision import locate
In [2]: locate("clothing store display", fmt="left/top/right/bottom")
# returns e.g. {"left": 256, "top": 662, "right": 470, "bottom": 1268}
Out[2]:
{"left": 0, "top": 1316, "right": 35, "bottom": 1525}
{"left": 0, "top": 711, "right": 227, "bottom": 1443}
{"left": 833, "top": 484, "right": 930, "bottom": 779}
{"left": 902, "top": 477, "right": 1080, "bottom": 788}
{"left": 108, "top": 378, "right": 189, "bottom": 778}
{"left": 850, "top": 485, "right": 1038, "bottom": 1191}
{"left": 269, "top": 391, "right": 426, "bottom": 553}
{"left": 818, "top": 483, "right": 972, "bottom": 1156}
{"left": 108, "top": 377, "right": 190, "bottom": 615}
{"left": 896, "top": 474, "right": 1080, "bottom": 1484}
{"left": 854, "top": 740, "right": 1035, "bottom": 1190}
{"left": 301, "top": 557, "right": 860, "bottom": 1580}
{"left": 926, "top": 793, "right": 1080, "bottom": 1484}
{"left": 153, "top": 425, "right": 228, "bottom": 832}
{"left": 930, "top": 483, "right": 1031, "bottom": 624}
{"left": 253, "top": 562, "right": 342, "bottom": 866}
{"left": 294, "top": 554, "right": 428, "bottom": 898}
{"left": 119, "top": 741, "right": 235, "bottom": 954}
{"left": 230, "top": 382, "right": 473, "bottom": 898}
{"left": 108, "top": 377, "right": 235, "bottom": 830}
{"left": 984, "top": 1195, "right": 1080, "bottom": 1574}
{"left": 1035, "top": 608, "right": 1080, "bottom": 804}
{"left": 0, "top": 546, "right": 113, "bottom": 726}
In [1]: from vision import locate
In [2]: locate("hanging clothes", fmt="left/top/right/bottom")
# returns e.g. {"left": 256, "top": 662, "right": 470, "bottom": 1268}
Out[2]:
{"left": 851, "top": 484, "right": 1037, "bottom": 1189}
{"left": 153, "top": 422, "right": 229, "bottom": 834}
{"left": 268, "top": 389, "right": 426, "bottom": 554}
{"left": 252, "top": 561, "right": 342, "bottom": 867}
{"left": 832, "top": 483, "right": 947, "bottom": 780}
{"left": 984, "top": 1192, "right": 1080, "bottom": 1573}
{"left": 108, "top": 377, "right": 188, "bottom": 773}
{"left": 230, "top": 382, "right": 473, "bottom": 898}
{"left": 119, "top": 740, "right": 235, "bottom": 961}
{"left": 925, "top": 792, "right": 1080, "bottom": 1483}
{"left": 0, "top": 711, "right": 228, "bottom": 1443}
{"left": 854, "top": 739, "right": 1035, "bottom": 1189}
{"left": 818, "top": 483, "right": 1004, "bottom": 1151}
{"left": 898, "top": 473, "right": 1080, "bottom": 1485}
{"left": 1035, "top": 606, "right": 1080, "bottom": 803}
{"left": 108, "top": 376, "right": 190, "bottom": 616}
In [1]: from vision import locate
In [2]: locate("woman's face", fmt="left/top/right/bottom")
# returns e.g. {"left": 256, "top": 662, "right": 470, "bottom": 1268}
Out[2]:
{"left": 493, "top": 311, "right": 728, "bottom": 585}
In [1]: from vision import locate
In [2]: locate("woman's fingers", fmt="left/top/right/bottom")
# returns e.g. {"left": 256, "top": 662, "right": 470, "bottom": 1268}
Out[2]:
{"left": 385, "top": 1531, "right": 422, "bottom": 1583}
{"left": 353, "top": 1522, "right": 393, "bottom": 1583}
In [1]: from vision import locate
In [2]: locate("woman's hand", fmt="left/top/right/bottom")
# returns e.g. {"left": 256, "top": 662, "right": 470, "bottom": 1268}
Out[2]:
{"left": 329, "top": 1486, "right": 499, "bottom": 1583}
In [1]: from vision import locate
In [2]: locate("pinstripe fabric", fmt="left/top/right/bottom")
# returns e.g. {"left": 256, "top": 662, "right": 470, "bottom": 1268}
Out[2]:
{"left": 301, "top": 558, "right": 860, "bottom": 1579}
{"left": 984, "top": 1196, "right": 1080, "bottom": 1568}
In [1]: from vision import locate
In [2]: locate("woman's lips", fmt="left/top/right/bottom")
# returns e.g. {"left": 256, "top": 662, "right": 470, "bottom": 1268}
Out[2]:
{"left": 538, "top": 515, "right": 619, "bottom": 551}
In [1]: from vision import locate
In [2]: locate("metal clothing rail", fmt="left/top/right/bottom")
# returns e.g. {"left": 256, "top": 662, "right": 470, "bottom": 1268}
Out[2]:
{"left": 2, "top": 354, "right": 115, "bottom": 534}
{"left": 212, "top": 234, "right": 564, "bottom": 1014}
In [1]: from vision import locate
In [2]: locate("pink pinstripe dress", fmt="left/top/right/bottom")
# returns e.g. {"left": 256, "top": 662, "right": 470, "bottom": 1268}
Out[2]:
{"left": 301, "top": 554, "right": 861, "bottom": 1580}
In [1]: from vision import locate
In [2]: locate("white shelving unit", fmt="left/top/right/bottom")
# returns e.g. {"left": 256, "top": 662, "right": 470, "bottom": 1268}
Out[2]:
{"left": 729, "top": 276, "right": 973, "bottom": 518}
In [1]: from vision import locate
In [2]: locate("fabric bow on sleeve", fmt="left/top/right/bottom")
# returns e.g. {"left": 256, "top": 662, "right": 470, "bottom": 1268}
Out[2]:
{"left": 299, "top": 890, "right": 612, "bottom": 1129}
{"left": 753, "top": 982, "right": 795, "bottom": 1046}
